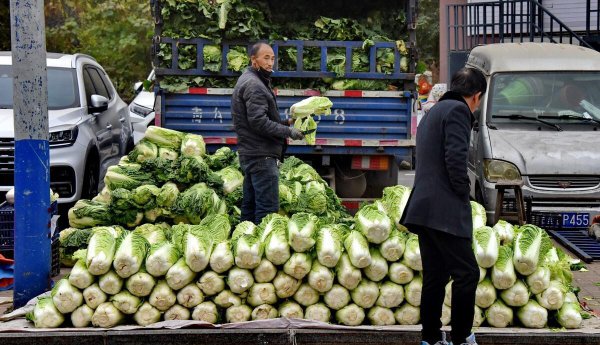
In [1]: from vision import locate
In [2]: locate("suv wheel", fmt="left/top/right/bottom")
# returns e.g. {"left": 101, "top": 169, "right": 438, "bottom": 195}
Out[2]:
{"left": 81, "top": 157, "right": 99, "bottom": 199}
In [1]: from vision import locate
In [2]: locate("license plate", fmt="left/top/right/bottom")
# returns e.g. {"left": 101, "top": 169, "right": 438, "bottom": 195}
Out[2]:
{"left": 559, "top": 212, "right": 590, "bottom": 228}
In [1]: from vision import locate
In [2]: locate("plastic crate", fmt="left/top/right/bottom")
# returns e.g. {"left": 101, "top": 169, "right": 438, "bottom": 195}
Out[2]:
{"left": 0, "top": 201, "right": 60, "bottom": 276}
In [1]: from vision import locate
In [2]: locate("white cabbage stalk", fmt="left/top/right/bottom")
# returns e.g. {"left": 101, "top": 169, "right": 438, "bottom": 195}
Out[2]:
{"left": 486, "top": 300, "right": 513, "bottom": 328}
{"left": 234, "top": 234, "right": 263, "bottom": 269}
{"left": 99, "top": 270, "right": 124, "bottom": 295}
{"left": 351, "top": 280, "right": 379, "bottom": 309}
{"left": 344, "top": 231, "right": 372, "bottom": 268}
{"left": 376, "top": 281, "right": 404, "bottom": 308}
{"left": 165, "top": 304, "right": 191, "bottom": 321}
{"left": 69, "top": 259, "right": 94, "bottom": 289}
{"left": 252, "top": 304, "right": 278, "bottom": 320}
{"left": 71, "top": 305, "right": 94, "bottom": 328}
{"left": 92, "top": 302, "right": 125, "bottom": 328}
{"left": 258, "top": 213, "right": 289, "bottom": 243}
{"left": 517, "top": 300, "right": 548, "bottom": 328}
{"left": 125, "top": 270, "right": 156, "bottom": 297}
{"left": 227, "top": 267, "right": 254, "bottom": 294}
{"left": 557, "top": 302, "right": 583, "bottom": 329}
{"left": 473, "top": 305, "right": 485, "bottom": 327}
{"left": 184, "top": 230, "right": 213, "bottom": 272}
{"left": 500, "top": 280, "right": 530, "bottom": 307}
{"left": 149, "top": 280, "right": 176, "bottom": 311}
{"left": 308, "top": 261, "right": 335, "bottom": 293}
{"left": 288, "top": 212, "right": 318, "bottom": 252}
{"left": 111, "top": 290, "right": 142, "bottom": 314}
{"left": 283, "top": 252, "right": 313, "bottom": 280}
{"left": 565, "top": 291, "right": 578, "bottom": 304}
{"left": 473, "top": 226, "right": 500, "bottom": 268}
{"left": 364, "top": 248, "right": 389, "bottom": 282}
{"left": 83, "top": 283, "right": 107, "bottom": 309}
{"left": 253, "top": 258, "right": 277, "bottom": 283}
{"left": 526, "top": 266, "right": 551, "bottom": 294}
{"left": 492, "top": 246, "right": 517, "bottom": 290}
{"left": 475, "top": 278, "right": 497, "bottom": 308}
{"left": 444, "top": 281, "right": 452, "bottom": 307}
{"left": 355, "top": 204, "right": 392, "bottom": 244}
{"left": 513, "top": 225, "right": 552, "bottom": 276}
{"left": 134, "top": 302, "right": 162, "bottom": 326}
{"left": 441, "top": 304, "right": 451, "bottom": 326}
{"left": 197, "top": 270, "right": 225, "bottom": 296}
{"left": 479, "top": 266, "right": 486, "bottom": 283}
{"left": 166, "top": 257, "right": 197, "bottom": 290}
{"left": 403, "top": 234, "right": 422, "bottom": 271}
{"left": 113, "top": 232, "right": 149, "bottom": 278}
{"left": 27, "top": 297, "right": 64, "bottom": 328}
{"left": 336, "top": 304, "right": 365, "bottom": 326}
{"left": 265, "top": 229, "right": 291, "bottom": 265}
{"left": 402, "top": 279, "right": 422, "bottom": 309}
{"left": 305, "top": 303, "right": 331, "bottom": 323}
{"left": 324, "top": 284, "right": 351, "bottom": 310}
{"left": 51, "top": 279, "right": 83, "bottom": 314}
{"left": 379, "top": 229, "right": 407, "bottom": 262}
{"left": 146, "top": 242, "right": 180, "bottom": 277}
{"left": 535, "top": 280, "right": 565, "bottom": 310}
{"left": 368, "top": 306, "right": 395, "bottom": 326}
{"left": 273, "top": 271, "right": 301, "bottom": 299}
{"left": 493, "top": 220, "right": 515, "bottom": 245}
{"left": 394, "top": 303, "right": 420, "bottom": 325}
{"left": 248, "top": 283, "right": 277, "bottom": 306}
{"left": 336, "top": 253, "right": 362, "bottom": 290}
{"left": 471, "top": 201, "right": 487, "bottom": 230}
{"left": 389, "top": 262, "right": 414, "bottom": 285}
{"left": 279, "top": 301, "right": 304, "bottom": 319}
{"left": 214, "top": 290, "right": 242, "bottom": 308}
{"left": 294, "top": 283, "right": 320, "bottom": 307}
{"left": 86, "top": 228, "right": 117, "bottom": 275}
{"left": 210, "top": 241, "right": 234, "bottom": 273}
{"left": 192, "top": 301, "right": 219, "bottom": 323}
{"left": 226, "top": 304, "right": 252, "bottom": 323}
{"left": 316, "top": 225, "right": 343, "bottom": 268}
{"left": 177, "top": 283, "right": 204, "bottom": 308}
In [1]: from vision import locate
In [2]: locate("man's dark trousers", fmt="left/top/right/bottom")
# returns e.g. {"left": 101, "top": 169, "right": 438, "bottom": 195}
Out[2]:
{"left": 240, "top": 156, "right": 279, "bottom": 224}
{"left": 418, "top": 227, "right": 479, "bottom": 345}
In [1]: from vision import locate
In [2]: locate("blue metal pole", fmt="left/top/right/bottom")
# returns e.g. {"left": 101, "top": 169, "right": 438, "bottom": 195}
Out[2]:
{"left": 10, "top": 0, "right": 51, "bottom": 308}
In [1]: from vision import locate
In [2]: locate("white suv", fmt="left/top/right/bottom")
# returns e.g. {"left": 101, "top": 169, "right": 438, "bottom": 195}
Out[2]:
{"left": 0, "top": 52, "right": 133, "bottom": 206}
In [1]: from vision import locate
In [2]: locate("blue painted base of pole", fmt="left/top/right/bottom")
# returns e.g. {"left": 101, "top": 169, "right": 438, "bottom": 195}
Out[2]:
{"left": 13, "top": 139, "right": 51, "bottom": 308}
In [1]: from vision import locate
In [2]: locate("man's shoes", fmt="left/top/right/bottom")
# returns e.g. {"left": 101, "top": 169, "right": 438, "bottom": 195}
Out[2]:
{"left": 449, "top": 333, "right": 477, "bottom": 345}
{"left": 421, "top": 332, "right": 450, "bottom": 345}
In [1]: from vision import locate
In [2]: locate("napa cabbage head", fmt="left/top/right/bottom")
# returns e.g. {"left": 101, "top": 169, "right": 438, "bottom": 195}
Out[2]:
{"left": 473, "top": 226, "right": 500, "bottom": 268}
{"left": 471, "top": 201, "right": 487, "bottom": 229}
{"left": 513, "top": 224, "right": 553, "bottom": 276}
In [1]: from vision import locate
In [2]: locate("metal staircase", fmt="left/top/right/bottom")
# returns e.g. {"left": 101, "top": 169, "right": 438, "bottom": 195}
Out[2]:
{"left": 446, "top": 0, "right": 600, "bottom": 78}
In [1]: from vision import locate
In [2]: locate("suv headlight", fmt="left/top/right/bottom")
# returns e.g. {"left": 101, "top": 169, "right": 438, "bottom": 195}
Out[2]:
{"left": 483, "top": 159, "right": 522, "bottom": 182}
{"left": 129, "top": 103, "right": 153, "bottom": 117}
{"left": 49, "top": 126, "right": 78, "bottom": 147}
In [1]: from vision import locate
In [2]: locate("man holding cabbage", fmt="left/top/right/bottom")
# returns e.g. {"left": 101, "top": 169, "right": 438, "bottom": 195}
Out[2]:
{"left": 402, "top": 68, "right": 487, "bottom": 345}
{"left": 231, "top": 42, "right": 304, "bottom": 224}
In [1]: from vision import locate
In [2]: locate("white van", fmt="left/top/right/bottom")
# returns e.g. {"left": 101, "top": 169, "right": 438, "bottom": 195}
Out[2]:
{"left": 466, "top": 43, "right": 600, "bottom": 229}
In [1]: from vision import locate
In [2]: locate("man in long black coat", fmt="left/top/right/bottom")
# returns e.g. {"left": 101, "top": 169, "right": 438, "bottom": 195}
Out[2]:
{"left": 401, "top": 68, "right": 487, "bottom": 345}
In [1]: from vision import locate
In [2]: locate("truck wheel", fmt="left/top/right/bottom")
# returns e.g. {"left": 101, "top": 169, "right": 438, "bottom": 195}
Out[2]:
{"left": 81, "top": 157, "right": 99, "bottom": 199}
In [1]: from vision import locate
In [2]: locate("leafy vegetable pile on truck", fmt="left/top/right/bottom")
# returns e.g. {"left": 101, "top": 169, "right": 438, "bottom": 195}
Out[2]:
{"left": 34, "top": 127, "right": 587, "bottom": 329}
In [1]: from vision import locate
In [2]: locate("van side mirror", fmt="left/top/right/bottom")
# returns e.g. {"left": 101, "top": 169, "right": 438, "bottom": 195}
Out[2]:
{"left": 473, "top": 109, "right": 481, "bottom": 131}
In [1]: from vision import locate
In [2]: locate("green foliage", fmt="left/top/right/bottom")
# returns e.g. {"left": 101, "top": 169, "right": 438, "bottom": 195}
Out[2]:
{"left": 45, "top": 0, "right": 153, "bottom": 102}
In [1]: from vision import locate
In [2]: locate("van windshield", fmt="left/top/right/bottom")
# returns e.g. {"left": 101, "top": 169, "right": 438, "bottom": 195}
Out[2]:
{"left": 0, "top": 66, "right": 80, "bottom": 110}
{"left": 489, "top": 72, "right": 600, "bottom": 125}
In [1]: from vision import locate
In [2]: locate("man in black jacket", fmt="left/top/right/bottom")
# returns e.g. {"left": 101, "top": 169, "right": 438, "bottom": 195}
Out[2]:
{"left": 231, "top": 42, "right": 304, "bottom": 224}
{"left": 401, "top": 68, "right": 487, "bottom": 345}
